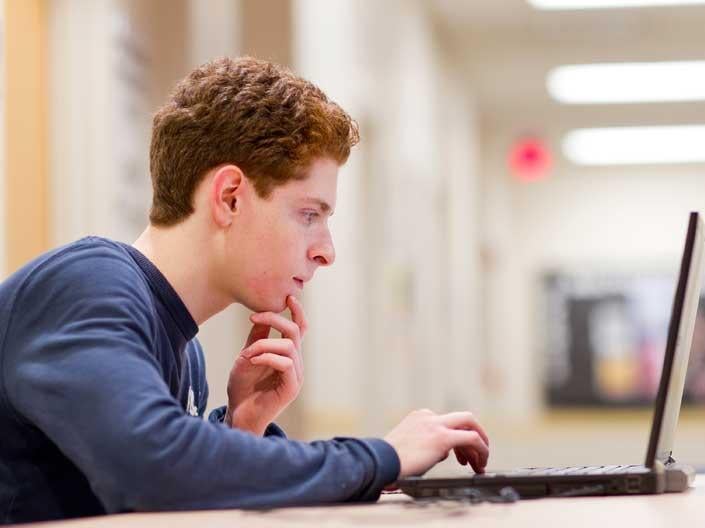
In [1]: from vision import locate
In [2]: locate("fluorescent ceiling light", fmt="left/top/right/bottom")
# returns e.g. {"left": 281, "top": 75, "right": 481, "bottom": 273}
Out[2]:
{"left": 547, "top": 61, "right": 705, "bottom": 104}
{"left": 563, "top": 125, "right": 705, "bottom": 165}
{"left": 528, "top": 0, "right": 705, "bottom": 9}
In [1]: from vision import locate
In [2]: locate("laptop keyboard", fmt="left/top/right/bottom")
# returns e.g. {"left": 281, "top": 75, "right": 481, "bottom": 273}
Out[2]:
{"left": 487, "top": 464, "right": 647, "bottom": 477}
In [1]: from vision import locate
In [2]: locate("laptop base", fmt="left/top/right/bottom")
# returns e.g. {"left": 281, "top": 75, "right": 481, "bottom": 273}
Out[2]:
{"left": 665, "top": 463, "right": 696, "bottom": 492}
{"left": 398, "top": 463, "right": 669, "bottom": 499}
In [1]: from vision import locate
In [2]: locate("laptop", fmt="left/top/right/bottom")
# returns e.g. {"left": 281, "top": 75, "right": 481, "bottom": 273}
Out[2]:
{"left": 399, "top": 211, "right": 705, "bottom": 499}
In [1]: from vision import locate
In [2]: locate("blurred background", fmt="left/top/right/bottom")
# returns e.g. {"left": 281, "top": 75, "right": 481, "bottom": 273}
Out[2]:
{"left": 4, "top": 0, "right": 705, "bottom": 473}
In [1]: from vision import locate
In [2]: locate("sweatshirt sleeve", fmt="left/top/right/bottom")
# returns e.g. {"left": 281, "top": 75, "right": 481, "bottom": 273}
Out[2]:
{"left": 2, "top": 249, "right": 400, "bottom": 513}
{"left": 207, "top": 406, "right": 287, "bottom": 439}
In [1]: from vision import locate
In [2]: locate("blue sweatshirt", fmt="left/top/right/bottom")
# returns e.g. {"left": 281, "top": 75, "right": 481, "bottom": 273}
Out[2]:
{"left": 0, "top": 237, "right": 399, "bottom": 524}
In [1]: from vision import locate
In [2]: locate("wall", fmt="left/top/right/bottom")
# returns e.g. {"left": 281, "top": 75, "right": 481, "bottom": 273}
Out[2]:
{"left": 4, "top": 0, "right": 47, "bottom": 275}
{"left": 294, "top": 0, "right": 483, "bottom": 439}
{"left": 467, "top": 29, "right": 705, "bottom": 469}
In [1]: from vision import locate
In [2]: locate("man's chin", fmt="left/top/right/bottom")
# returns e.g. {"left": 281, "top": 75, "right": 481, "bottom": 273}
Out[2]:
{"left": 244, "top": 297, "right": 289, "bottom": 314}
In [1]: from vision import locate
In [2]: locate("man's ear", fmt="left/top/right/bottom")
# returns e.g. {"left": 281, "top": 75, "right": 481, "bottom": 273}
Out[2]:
{"left": 210, "top": 164, "right": 245, "bottom": 227}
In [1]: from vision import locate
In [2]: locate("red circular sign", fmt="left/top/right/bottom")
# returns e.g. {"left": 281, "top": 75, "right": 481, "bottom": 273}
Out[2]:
{"left": 509, "top": 137, "right": 552, "bottom": 182}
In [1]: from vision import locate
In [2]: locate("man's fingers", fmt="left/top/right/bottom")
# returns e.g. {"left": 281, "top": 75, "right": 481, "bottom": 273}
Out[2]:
{"left": 453, "top": 447, "right": 467, "bottom": 466}
{"left": 460, "top": 448, "right": 483, "bottom": 474}
{"left": 447, "top": 429, "right": 489, "bottom": 472}
{"left": 249, "top": 353, "right": 297, "bottom": 380}
{"left": 241, "top": 339, "right": 302, "bottom": 382}
{"left": 439, "top": 412, "right": 490, "bottom": 446}
{"left": 248, "top": 312, "right": 304, "bottom": 379}
{"left": 244, "top": 323, "right": 271, "bottom": 348}
{"left": 453, "top": 445, "right": 484, "bottom": 472}
{"left": 251, "top": 312, "right": 301, "bottom": 350}
{"left": 442, "top": 413, "right": 489, "bottom": 473}
{"left": 287, "top": 295, "right": 308, "bottom": 339}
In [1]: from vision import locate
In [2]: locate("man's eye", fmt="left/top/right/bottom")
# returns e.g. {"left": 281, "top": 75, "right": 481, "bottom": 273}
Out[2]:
{"left": 303, "top": 211, "right": 319, "bottom": 224}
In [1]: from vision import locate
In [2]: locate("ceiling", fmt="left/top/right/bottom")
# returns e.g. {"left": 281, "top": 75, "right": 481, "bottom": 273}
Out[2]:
{"left": 427, "top": 0, "right": 705, "bottom": 126}
{"left": 430, "top": 0, "right": 705, "bottom": 41}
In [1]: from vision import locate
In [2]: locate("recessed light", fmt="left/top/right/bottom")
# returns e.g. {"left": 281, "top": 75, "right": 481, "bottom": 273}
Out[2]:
{"left": 547, "top": 61, "right": 705, "bottom": 104}
{"left": 563, "top": 125, "right": 705, "bottom": 165}
{"left": 528, "top": 0, "right": 705, "bottom": 10}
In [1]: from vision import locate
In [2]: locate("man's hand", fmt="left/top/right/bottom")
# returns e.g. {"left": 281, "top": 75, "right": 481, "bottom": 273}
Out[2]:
{"left": 224, "top": 295, "right": 307, "bottom": 435}
{"left": 384, "top": 409, "right": 490, "bottom": 479}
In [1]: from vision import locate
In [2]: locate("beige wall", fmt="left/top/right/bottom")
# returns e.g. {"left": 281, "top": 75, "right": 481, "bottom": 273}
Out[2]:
{"left": 4, "top": 0, "right": 48, "bottom": 275}
{"left": 241, "top": 0, "right": 291, "bottom": 66}
{"left": 294, "top": 0, "right": 483, "bottom": 439}
{"left": 460, "top": 15, "right": 705, "bottom": 468}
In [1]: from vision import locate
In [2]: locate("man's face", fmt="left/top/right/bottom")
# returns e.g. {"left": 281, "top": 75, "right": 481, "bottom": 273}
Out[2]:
{"left": 226, "top": 157, "right": 338, "bottom": 313}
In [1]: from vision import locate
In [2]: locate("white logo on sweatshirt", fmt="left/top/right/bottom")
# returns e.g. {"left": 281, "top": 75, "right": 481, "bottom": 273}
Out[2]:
{"left": 186, "top": 386, "right": 198, "bottom": 416}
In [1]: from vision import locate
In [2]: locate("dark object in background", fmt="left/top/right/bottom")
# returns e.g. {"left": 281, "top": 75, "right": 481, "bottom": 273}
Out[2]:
{"left": 543, "top": 273, "right": 705, "bottom": 407}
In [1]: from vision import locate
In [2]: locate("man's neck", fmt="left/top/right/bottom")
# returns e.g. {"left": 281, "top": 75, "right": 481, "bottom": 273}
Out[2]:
{"left": 132, "top": 223, "right": 231, "bottom": 325}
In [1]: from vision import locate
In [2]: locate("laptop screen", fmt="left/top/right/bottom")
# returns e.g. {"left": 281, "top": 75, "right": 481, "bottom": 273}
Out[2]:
{"left": 645, "top": 212, "right": 705, "bottom": 467}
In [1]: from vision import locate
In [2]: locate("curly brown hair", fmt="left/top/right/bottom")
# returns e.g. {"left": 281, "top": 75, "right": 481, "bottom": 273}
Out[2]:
{"left": 148, "top": 57, "right": 359, "bottom": 226}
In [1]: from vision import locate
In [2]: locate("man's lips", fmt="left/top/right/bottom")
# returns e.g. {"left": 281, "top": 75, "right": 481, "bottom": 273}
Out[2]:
{"left": 293, "top": 278, "right": 304, "bottom": 289}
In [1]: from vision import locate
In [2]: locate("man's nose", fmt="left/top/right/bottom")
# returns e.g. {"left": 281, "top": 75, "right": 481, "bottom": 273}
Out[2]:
{"left": 309, "top": 236, "right": 335, "bottom": 267}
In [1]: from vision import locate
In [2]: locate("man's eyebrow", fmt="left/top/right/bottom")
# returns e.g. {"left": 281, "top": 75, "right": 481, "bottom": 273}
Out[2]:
{"left": 301, "top": 197, "right": 334, "bottom": 215}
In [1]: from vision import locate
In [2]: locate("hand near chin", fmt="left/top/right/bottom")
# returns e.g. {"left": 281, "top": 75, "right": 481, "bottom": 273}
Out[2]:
{"left": 225, "top": 295, "right": 307, "bottom": 436}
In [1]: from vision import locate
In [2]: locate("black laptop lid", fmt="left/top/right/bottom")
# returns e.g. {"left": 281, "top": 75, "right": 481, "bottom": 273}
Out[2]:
{"left": 644, "top": 212, "right": 705, "bottom": 468}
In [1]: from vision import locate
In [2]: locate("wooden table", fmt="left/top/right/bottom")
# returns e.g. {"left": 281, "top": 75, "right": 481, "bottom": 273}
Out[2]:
{"left": 23, "top": 476, "right": 705, "bottom": 527}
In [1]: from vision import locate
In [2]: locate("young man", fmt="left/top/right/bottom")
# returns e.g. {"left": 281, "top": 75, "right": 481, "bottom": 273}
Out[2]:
{"left": 0, "top": 57, "right": 489, "bottom": 524}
